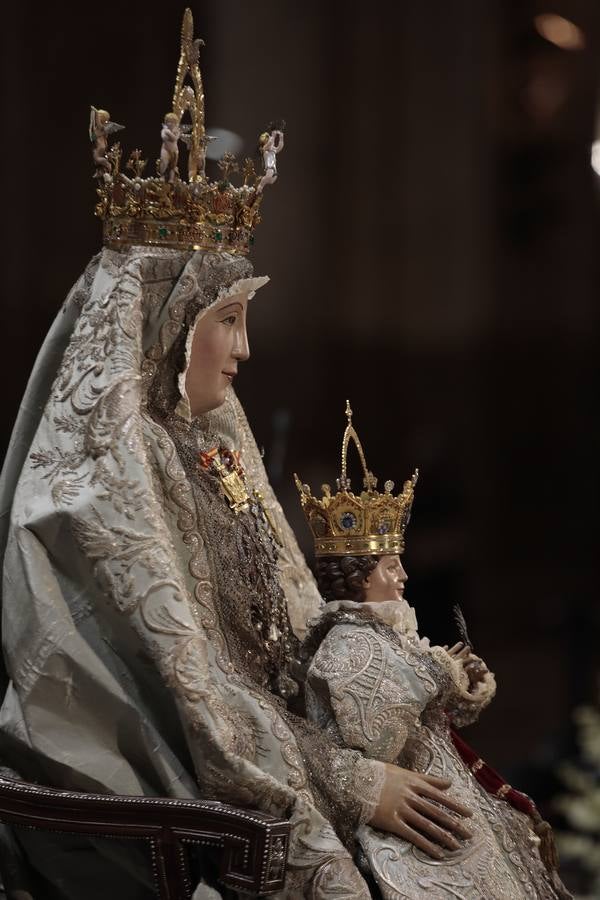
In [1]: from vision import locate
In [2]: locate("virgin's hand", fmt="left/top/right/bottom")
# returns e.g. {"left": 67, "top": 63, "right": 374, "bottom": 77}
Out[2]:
{"left": 368, "top": 764, "right": 473, "bottom": 859}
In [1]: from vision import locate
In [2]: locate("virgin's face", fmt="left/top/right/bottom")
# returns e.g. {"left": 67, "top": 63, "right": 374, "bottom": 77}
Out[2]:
{"left": 185, "top": 293, "right": 250, "bottom": 418}
{"left": 363, "top": 554, "right": 407, "bottom": 604}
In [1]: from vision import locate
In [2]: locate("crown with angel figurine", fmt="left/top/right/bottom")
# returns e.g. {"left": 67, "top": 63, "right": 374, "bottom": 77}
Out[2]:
{"left": 91, "top": 8, "right": 284, "bottom": 255}
{"left": 295, "top": 402, "right": 418, "bottom": 557}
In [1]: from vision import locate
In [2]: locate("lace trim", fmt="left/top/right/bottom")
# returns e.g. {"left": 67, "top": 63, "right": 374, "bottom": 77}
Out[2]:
{"left": 449, "top": 666, "right": 497, "bottom": 728}
{"left": 353, "top": 757, "right": 387, "bottom": 826}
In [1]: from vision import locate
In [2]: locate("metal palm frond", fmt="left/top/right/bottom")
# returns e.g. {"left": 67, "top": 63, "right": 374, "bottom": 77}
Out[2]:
{"left": 453, "top": 603, "right": 473, "bottom": 649}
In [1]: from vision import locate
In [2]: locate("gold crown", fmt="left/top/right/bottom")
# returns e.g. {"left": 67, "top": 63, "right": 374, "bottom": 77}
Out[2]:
{"left": 91, "top": 9, "right": 283, "bottom": 255}
{"left": 295, "top": 402, "right": 418, "bottom": 557}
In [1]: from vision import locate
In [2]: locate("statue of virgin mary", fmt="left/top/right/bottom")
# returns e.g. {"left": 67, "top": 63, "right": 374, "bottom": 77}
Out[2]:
{"left": 0, "top": 234, "right": 395, "bottom": 897}
{"left": 0, "top": 11, "right": 392, "bottom": 897}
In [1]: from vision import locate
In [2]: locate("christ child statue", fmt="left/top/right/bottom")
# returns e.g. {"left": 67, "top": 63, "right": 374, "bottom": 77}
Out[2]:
{"left": 297, "top": 407, "right": 571, "bottom": 900}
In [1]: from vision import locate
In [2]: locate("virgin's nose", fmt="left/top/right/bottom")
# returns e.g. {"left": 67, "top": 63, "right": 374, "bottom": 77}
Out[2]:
{"left": 233, "top": 320, "right": 250, "bottom": 362}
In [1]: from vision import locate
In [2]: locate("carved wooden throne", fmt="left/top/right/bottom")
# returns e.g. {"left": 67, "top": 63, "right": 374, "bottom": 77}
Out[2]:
{"left": 0, "top": 775, "right": 289, "bottom": 899}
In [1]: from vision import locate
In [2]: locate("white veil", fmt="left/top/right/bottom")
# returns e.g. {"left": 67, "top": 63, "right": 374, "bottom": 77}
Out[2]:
{"left": 0, "top": 246, "right": 377, "bottom": 898}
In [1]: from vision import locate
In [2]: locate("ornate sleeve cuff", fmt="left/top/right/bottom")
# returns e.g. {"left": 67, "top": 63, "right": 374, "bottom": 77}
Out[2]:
{"left": 429, "top": 645, "right": 470, "bottom": 691}
{"left": 428, "top": 646, "right": 496, "bottom": 727}
{"left": 448, "top": 665, "right": 497, "bottom": 728}
{"left": 353, "top": 756, "right": 387, "bottom": 826}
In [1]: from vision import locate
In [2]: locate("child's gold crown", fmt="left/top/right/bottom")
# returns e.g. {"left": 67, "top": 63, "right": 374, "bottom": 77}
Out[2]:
{"left": 91, "top": 9, "right": 283, "bottom": 255}
{"left": 295, "top": 402, "right": 418, "bottom": 558}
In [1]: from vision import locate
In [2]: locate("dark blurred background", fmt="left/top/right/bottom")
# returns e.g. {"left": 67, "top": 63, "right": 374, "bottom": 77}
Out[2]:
{"left": 2, "top": 0, "right": 599, "bottom": 889}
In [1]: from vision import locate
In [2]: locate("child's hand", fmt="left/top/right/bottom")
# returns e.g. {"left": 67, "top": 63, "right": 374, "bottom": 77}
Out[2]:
{"left": 444, "top": 643, "right": 489, "bottom": 688}
{"left": 369, "top": 765, "right": 473, "bottom": 859}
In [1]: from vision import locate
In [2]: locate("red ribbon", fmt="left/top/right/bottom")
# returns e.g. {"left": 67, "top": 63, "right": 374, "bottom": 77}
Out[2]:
{"left": 449, "top": 725, "right": 559, "bottom": 873}
{"left": 450, "top": 726, "right": 535, "bottom": 816}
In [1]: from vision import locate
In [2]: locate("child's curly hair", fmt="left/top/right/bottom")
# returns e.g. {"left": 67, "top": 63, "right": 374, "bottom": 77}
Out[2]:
{"left": 315, "top": 555, "right": 380, "bottom": 602}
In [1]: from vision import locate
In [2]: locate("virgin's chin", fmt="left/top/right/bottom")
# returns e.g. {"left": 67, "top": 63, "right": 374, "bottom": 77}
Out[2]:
{"left": 213, "top": 388, "right": 229, "bottom": 410}
{"left": 189, "top": 393, "right": 227, "bottom": 417}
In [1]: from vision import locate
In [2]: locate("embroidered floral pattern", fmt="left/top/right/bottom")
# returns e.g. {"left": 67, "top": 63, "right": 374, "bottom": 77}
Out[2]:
{"left": 305, "top": 608, "right": 564, "bottom": 899}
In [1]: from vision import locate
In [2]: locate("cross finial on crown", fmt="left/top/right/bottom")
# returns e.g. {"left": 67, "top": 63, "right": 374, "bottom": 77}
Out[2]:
{"left": 295, "top": 403, "right": 419, "bottom": 557}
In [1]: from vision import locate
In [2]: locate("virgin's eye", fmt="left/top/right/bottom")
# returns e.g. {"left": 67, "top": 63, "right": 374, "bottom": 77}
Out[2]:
{"left": 221, "top": 315, "right": 237, "bottom": 326}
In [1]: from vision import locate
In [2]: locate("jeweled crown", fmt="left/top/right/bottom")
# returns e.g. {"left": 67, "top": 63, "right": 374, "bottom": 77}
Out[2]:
{"left": 295, "top": 402, "right": 418, "bottom": 557}
{"left": 91, "top": 9, "right": 283, "bottom": 255}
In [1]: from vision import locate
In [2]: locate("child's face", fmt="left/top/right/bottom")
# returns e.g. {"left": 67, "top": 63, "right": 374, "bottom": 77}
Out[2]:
{"left": 363, "top": 554, "right": 407, "bottom": 603}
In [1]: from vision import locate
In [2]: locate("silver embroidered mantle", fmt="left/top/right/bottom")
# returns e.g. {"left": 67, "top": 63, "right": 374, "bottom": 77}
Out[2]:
{"left": 0, "top": 248, "right": 383, "bottom": 898}
{"left": 305, "top": 601, "right": 567, "bottom": 900}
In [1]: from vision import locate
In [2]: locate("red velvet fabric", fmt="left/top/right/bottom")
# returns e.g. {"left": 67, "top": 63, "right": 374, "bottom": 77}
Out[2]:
{"left": 450, "top": 725, "right": 536, "bottom": 817}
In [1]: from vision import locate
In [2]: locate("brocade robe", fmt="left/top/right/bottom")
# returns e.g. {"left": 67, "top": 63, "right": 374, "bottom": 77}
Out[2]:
{"left": 305, "top": 601, "right": 567, "bottom": 900}
{"left": 0, "top": 248, "right": 385, "bottom": 899}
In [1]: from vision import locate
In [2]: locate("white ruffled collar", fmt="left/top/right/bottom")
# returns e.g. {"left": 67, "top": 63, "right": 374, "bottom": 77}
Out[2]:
{"left": 321, "top": 598, "right": 429, "bottom": 648}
